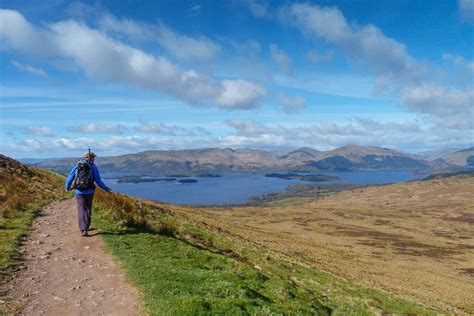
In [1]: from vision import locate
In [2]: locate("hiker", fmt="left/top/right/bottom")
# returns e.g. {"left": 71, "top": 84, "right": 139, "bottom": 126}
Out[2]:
{"left": 65, "top": 150, "right": 112, "bottom": 236}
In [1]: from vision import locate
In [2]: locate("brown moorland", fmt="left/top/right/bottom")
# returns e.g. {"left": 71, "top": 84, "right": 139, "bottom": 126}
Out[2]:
{"left": 165, "top": 174, "right": 474, "bottom": 314}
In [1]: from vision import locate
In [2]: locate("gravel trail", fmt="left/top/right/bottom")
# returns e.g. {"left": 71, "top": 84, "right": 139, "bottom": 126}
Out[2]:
{"left": 2, "top": 198, "right": 142, "bottom": 315}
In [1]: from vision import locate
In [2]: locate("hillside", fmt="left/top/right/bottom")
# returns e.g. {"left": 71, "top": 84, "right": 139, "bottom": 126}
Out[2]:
{"left": 1, "top": 156, "right": 444, "bottom": 314}
{"left": 169, "top": 173, "right": 474, "bottom": 314}
{"left": 0, "top": 155, "right": 66, "bottom": 281}
{"left": 419, "top": 146, "right": 474, "bottom": 167}
{"left": 37, "top": 145, "right": 436, "bottom": 175}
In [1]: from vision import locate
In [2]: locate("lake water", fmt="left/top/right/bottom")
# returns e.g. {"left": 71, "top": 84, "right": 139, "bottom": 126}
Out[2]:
{"left": 104, "top": 170, "right": 425, "bottom": 205}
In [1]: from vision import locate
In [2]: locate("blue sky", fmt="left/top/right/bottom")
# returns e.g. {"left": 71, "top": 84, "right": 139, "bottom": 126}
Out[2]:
{"left": 1, "top": 0, "right": 473, "bottom": 158}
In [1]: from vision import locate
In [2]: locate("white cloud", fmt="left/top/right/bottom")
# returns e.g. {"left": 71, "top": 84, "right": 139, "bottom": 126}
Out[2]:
{"left": 69, "top": 123, "right": 128, "bottom": 134}
{"left": 279, "top": 3, "right": 472, "bottom": 130}
{"left": 100, "top": 14, "right": 220, "bottom": 60}
{"left": 225, "top": 119, "right": 270, "bottom": 137}
{"left": 223, "top": 118, "right": 472, "bottom": 151}
{"left": 277, "top": 93, "right": 307, "bottom": 113}
{"left": 24, "top": 126, "right": 54, "bottom": 137}
{"left": 241, "top": 0, "right": 269, "bottom": 18}
{"left": 215, "top": 80, "right": 266, "bottom": 109}
{"left": 305, "top": 50, "right": 334, "bottom": 63}
{"left": 135, "top": 122, "right": 210, "bottom": 136}
{"left": 3, "top": 135, "right": 213, "bottom": 156}
{"left": 0, "top": 10, "right": 54, "bottom": 57}
{"left": 270, "top": 43, "right": 292, "bottom": 75}
{"left": 0, "top": 10, "right": 265, "bottom": 110}
{"left": 459, "top": 0, "right": 474, "bottom": 22}
{"left": 226, "top": 38, "right": 261, "bottom": 56}
{"left": 186, "top": 4, "right": 202, "bottom": 17}
{"left": 443, "top": 53, "right": 474, "bottom": 73}
{"left": 283, "top": 3, "right": 425, "bottom": 91}
{"left": 11, "top": 61, "right": 48, "bottom": 79}
{"left": 155, "top": 23, "right": 220, "bottom": 60}
{"left": 402, "top": 85, "right": 474, "bottom": 129}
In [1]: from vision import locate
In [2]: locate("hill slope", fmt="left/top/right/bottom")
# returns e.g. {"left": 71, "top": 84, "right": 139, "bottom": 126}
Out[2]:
{"left": 4, "top": 156, "right": 467, "bottom": 314}
{"left": 0, "top": 155, "right": 66, "bottom": 281}
{"left": 91, "top": 189, "right": 443, "bottom": 314}
{"left": 419, "top": 146, "right": 474, "bottom": 167}
{"left": 170, "top": 173, "right": 474, "bottom": 314}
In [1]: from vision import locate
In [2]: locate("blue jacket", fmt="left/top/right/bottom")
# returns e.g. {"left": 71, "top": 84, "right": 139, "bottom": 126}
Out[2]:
{"left": 65, "top": 161, "right": 110, "bottom": 195}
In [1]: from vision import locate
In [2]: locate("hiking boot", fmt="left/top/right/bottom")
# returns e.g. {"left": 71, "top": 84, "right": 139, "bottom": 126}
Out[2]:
{"left": 81, "top": 230, "right": 88, "bottom": 237}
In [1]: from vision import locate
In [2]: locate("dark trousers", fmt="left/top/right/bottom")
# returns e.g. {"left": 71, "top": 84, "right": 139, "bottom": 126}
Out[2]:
{"left": 76, "top": 194, "right": 94, "bottom": 231}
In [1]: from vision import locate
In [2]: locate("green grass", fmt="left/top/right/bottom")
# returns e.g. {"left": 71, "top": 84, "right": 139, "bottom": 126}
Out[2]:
{"left": 0, "top": 207, "right": 38, "bottom": 277}
{"left": 93, "top": 193, "right": 442, "bottom": 315}
{"left": 266, "top": 197, "right": 313, "bottom": 207}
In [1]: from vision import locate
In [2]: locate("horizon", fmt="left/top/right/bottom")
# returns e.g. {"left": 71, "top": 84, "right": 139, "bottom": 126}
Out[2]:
{"left": 1, "top": 1, "right": 473, "bottom": 158}
{"left": 11, "top": 143, "right": 473, "bottom": 160}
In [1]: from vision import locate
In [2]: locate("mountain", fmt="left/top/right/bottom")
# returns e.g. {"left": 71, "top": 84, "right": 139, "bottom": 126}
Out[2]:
{"left": 305, "top": 145, "right": 430, "bottom": 171}
{"left": 419, "top": 146, "right": 474, "bottom": 167}
{"left": 36, "top": 145, "right": 436, "bottom": 175}
{"left": 276, "top": 147, "right": 322, "bottom": 161}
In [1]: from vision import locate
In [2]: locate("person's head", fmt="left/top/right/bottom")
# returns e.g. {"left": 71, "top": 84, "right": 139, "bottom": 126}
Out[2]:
{"left": 83, "top": 150, "right": 96, "bottom": 162}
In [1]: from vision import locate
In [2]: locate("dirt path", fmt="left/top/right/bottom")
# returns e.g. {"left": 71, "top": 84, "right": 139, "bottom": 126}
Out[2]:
{"left": 2, "top": 198, "right": 142, "bottom": 315}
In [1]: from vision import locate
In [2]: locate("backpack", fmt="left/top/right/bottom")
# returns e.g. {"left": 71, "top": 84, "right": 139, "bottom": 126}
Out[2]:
{"left": 73, "top": 160, "right": 95, "bottom": 190}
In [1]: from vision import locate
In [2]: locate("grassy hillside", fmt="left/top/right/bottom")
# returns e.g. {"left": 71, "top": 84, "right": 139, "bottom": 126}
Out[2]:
{"left": 176, "top": 174, "right": 474, "bottom": 314}
{"left": 1, "top": 156, "right": 457, "bottom": 314}
{"left": 0, "top": 155, "right": 67, "bottom": 281}
{"left": 92, "top": 190, "right": 440, "bottom": 314}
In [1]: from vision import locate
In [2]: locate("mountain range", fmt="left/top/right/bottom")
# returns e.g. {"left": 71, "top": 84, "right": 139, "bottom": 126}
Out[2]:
{"left": 34, "top": 144, "right": 473, "bottom": 176}
{"left": 418, "top": 147, "right": 474, "bottom": 167}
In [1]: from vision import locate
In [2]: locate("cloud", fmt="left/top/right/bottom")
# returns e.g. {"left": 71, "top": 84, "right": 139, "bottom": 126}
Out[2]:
{"left": 11, "top": 61, "right": 48, "bottom": 79}
{"left": 459, "top": 0, "right": 474, "bottom": 22}
{"left": 223, "top": 118, "right": 472, "bottom": 151}
{"left": 443, "top": 53, "right": 474, "bottom": 73}
{"left": 277, "top": 93, "right": 307, "bottom": 113}
{"left": 225, "top": 119, "right": 270, "bottom": 137}
{"left": 3, "top": 135, "right": 214, "bottom": 155}
{"left": 226, "top": 38, "right": 261, "bottom": 56}
{"left": 156, "top": 23, "right": 220, "bottom": 60}
{"left": 305, "top": 50, "right": 334, "bottom": 63}
{"left": 401, "top": 84, "right": 474, "bottom": 129}
{"left": 100, "top": 14, "right": 220, "bottom": 60}
{"left": 135, "top": 122, "right": 210, "bottom": 136}
{"left": 270, "top": 43, "right": 293, "bottom": 75}
{"left": 69, "top": 123, "right": 128, "bottom": 134}
{"left": 215, "top": 80, "right": 266, "bottom": 109}
{"left": 283, "top": 3, "right": 425, "bottom": 91}
{"left": 241, "top": 0, "right": 269, "bottom": 18}
{"left": 24, "top": 126, "right": 54, "bottom": 137}
{"left": 0, "top": 10, "right": 54, "bottom": 57}
{"left": 0, "top": 10, "right": 265, "bottom": 110}
{"left": 187, "top": 4, "right": 201, "bottom": 17}
{"left": 278, "top": 3, "right": 472, "bottom": 130}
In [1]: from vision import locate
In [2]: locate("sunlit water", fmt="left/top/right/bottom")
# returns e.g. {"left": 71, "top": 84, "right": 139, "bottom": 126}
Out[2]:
{"left": 103, "top": 170, "right": 425, "bottom": 205}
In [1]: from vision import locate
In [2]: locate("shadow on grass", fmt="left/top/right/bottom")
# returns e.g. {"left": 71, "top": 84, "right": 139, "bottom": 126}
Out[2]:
{"left": 93, "top": 222, "right": 248, "bottom": 264}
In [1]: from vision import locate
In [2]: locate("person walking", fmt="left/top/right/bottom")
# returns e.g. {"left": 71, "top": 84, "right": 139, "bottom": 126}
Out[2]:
{"left": 65, "top": 150, "right": 112, "bottom": 236}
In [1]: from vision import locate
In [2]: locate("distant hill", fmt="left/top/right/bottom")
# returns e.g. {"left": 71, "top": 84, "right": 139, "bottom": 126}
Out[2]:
{"left": 419, "top": 146, "right": 474, "bottom": 167}
{"left": 36, "top": 145, "right": 439, "bottom": 175}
